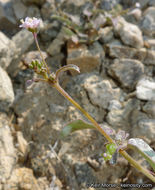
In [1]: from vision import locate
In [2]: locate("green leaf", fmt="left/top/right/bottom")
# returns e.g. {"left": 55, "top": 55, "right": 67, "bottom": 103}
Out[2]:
{"left": 128, "top": 138, "right": 155, "bottom": 171}
{"left": 51, "top": 15, "right": 82, "bottom": 32}
{"left": 60, "top": 119, "right": 95, "bottom": 138}
{"left": 62, "top": 27, "right": 75, "bottom": 37}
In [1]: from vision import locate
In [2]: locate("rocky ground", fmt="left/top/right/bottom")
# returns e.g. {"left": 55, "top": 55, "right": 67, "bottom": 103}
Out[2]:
{"left": 0, "top": 0, "right": 155, "bottom": 189}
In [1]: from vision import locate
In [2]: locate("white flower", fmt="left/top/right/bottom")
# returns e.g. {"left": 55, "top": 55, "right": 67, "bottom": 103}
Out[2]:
{"left": 19, "top": 17, "right": 40, "bottom": 32}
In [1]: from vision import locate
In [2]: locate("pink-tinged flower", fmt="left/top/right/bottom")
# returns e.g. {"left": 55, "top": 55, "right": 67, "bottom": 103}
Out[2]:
{"left": 135, "top": 2, "right": 140, "bottom": 8}
{"left": 19, "top": 17, "right": 40, "bottom": 32}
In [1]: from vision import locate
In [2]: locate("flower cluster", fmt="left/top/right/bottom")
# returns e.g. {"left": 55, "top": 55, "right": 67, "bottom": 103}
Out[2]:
{"left": 19, "top": 17, "right": 40, "bottom": 33}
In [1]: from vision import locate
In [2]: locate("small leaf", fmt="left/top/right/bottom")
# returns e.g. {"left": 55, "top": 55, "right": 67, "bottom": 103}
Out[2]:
{"left": 62, "top": 27, "right": 75, "bottom": 37}
{"left": 60, "top": 119, "right": 95, "bottom": 138}
{"left": 128, "top": 138, "right": 155, "bottom": 171}
{"left": 52, "top": 15, "right": 82, "bottom": 32}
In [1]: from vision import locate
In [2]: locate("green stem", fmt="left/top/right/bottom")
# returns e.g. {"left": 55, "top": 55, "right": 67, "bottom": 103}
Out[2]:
{"left": 33, "top": 33, "right": 50, "bottom": 74}
{"left": 53, "top": 82, "right": 155, "bottom": 183}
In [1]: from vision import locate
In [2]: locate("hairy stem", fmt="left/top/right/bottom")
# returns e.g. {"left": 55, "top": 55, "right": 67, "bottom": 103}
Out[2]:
{"left": 53, "top": 82, "right": 155, "bottom": 183}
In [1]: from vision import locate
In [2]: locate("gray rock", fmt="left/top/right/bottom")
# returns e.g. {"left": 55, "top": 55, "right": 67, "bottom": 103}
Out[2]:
{"left": 40, "top": 21, "right": 61, "bottom": 42}
{"left": 145, "top": 39, "right": 155, "bottom": 50}
{"left": 107, "top": 99, "right": 140, "bottom": 130}
{"left": 0, "top": 0, "right": 16, "bottom": 31}
{"left": 0, "top": 121, "right": 16, "bottom": 182}
{"left": 107, "top": 44, "right": 155, "bottom": 65}
{"left": 135, "top": 119, "right": 155, "bottom": 143}
{"left": 22, "top": 50, "right": 48, "bottom": 66}
{"left": 12, "top": 29, "right": 34, "bottom": 56}
{"left": 126, "top": 8, "right": 142, "bottom": 24}
{"left": 100, "top": 0, "right": 120, "bottom": 11}
{"left": 140, "top": 7, "right": 155, "bottom": 37}
{"left": 74, "top": 162, "right": 97, "bottom": 187}
{"left": 60, "top": 0, "right": 88, "bottom": 15}
{"left": 12, "top": 0, "right": 27, "bottom": 20}
{"left": 47, "top": 38, "right": 64, "bottom": 56}
{"left": 149, "top": 0, "right": 155, "bottom": 6}
{"left": 0, "top": 32, "right": 16, "bottom": 69}
{"left": 142, "top": 101, "right": 155, "bottom": 118}
{"left": 7, "top": 30, "right": 34, "bottom": 76}
{"left": 98, "top": 26, "right": 114, "bottom": 44}
{"left": 26, "top": 5, "right": 41, "bottom": 18}
{"left": 67, "top": 43, "right": 103, "bottom": 75}
{"left": 41, "top": 0, "right": 56, "bottom": 20}
{"left": 107, "top": 100, "right": 122, "bottom": 110}
{"left": 47, "top": 28, "right": 65, "bottom": 56}
{"left": 109, "top": 59, "right": 144, "bottom": 89}
{"left": 66, "top": 74, "right": 107, "bottom": 122}
{"left": 136, "top": 77, "right": 155, "bottom": 101}
{"left": 0, "top": 66, "right": 14, "bottom": 112}
{"left": 83, "top": 74, "right": 122, "bottom": 109}
{"left": 114, "top": 17, "right": 143, "bottom": 48}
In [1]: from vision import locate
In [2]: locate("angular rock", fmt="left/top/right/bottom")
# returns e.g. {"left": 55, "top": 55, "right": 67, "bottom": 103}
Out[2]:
{"left": 83, "top": 74, "right": 122, "bottom": 109}
{"left": 12, "top": 0, "right": 27, "bottom": 20}
{"left": 114, "top": 17, "right": 143, "bottom": 48}
{"left": 98, "top": 26, "right": 114, "bottom": 44}
{"left": 0, "top": 66, "right": 14, "bottom": 112}
{"left": 7, "top": 30, "right": 34, "bottom": 76}
{"left": 40, "top": 21, "right": 61, "bottom": 42}
{"left": 140, "top": 7, "right": 155, "bottom": 37}
{"left": 0, "top": 31, "right": 16, "bottom": 69}
{"left": 0, "top": 119, "right": 16, "bottom": 183}
{"left": 12, "top": 29, "right": 34, "bottom": 56}
{"left": 67, "top": 43, "right": 103, "bottom": 75}
{"left": 41, "top": 1, "right": 56, "bottom": 20}
{"left": 136, "top": 77, "right": 155, "bottom": 101}
{"left": 142, "top": 101, "right": 155, "bottom": 118}
{"left": 107, "top": 44, "right": 155, "bottom": 65}
{"left": 5, "top": 168, "right": 40, "bottom": 190}
{"left": 26, "top": 5, "right": 41, "bottom": 18}
{"left": 145, "top": 39, "right": 155, "bottom": 50}
{"left": 106, "top": 99, "right": 140, "bottom": 130}
{"left": 109, "top": 59, "right": 144, "bottom": 89}
{"left": 99, "top": 0, "right": 120, "bottom": 10}
{"left": 126, "top": 8, "right": 142, "bottom": 24}
{"left": 134, "top": 119, "right": 155, "bottom": 143}
{"left": 22, "top": 51, "right": 48, "bottom": 66}
{"left": 149, "top": 0, "right": 155, "bottom": 6}
{"left": 47, "top": 38, "right": 64, "bottom": 56}
{"left": 47, "top": 28, "right": 65, "bottom": 56}
{"left": 0, "top": 0, "right": 16, "bottom": 31}
{"left": 60, "top": 0, "right": 88, "bottom": 15}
